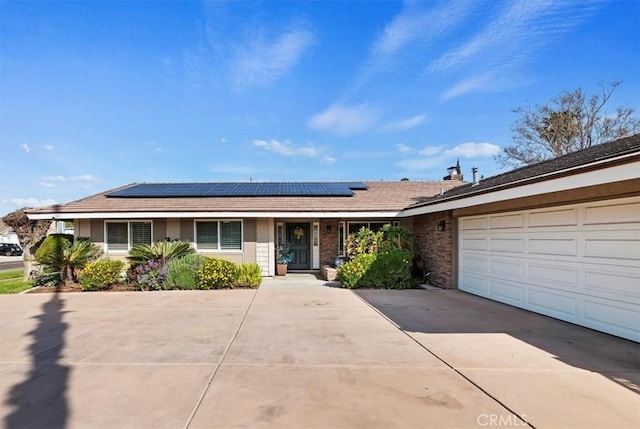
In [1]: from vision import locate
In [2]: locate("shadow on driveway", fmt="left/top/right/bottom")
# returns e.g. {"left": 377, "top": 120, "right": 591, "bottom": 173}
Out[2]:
{"left": 354, "top": 288, "right": 640, "bottom": 394}
{"left": 5, "top": 290, "right": 70, "bottom": 429}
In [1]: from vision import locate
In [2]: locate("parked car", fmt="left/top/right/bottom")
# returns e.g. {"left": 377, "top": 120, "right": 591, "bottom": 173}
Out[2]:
{"left": 0, "top": 243, "right": 23, "bottom": 256}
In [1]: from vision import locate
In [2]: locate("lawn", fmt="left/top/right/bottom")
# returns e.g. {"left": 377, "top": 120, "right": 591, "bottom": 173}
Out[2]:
{"left": 0, "top": 270, "right": 32, "bottom": 293}
{"left": 0, "top": 269, "right": 23, "bottom": 281}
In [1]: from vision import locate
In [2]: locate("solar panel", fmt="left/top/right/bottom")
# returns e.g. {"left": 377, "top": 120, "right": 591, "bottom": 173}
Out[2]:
{"left": 106, "top": 182, "right": 369, "bottom": 198}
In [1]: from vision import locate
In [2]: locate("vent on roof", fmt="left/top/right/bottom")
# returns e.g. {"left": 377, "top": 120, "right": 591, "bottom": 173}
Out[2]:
{"left": 106, "top": 182, "right": 369, "bottom": 198}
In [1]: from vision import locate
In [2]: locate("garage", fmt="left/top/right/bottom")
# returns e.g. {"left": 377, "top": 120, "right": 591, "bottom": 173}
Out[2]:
{"left": 458, "top": 196, "right": 640, "bottom": 342}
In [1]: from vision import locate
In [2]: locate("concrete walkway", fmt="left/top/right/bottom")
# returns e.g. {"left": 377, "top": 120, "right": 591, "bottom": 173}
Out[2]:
{"left": 1, "top": 275, "right": 638, "bottom": 428}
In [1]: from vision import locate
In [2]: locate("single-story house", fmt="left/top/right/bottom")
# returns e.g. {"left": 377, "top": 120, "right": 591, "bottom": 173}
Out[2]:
{"left": 26, "top": 134, "right": 639, "bottom": 341}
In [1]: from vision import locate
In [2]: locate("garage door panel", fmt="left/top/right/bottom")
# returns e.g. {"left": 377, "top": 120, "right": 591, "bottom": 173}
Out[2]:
{"left": 489, "top": 238, "right": 524, "bottom": 253}
{"left": 529, "top": 238, "right": 577, "bottom": 256}
{"left": 582, "top": 298, "right": 639, "bottom": 341}
{"left": 460, "top": 255, "right": 487, "bottom": 273}
{"left": 459, "top": 273, "right": 488, "bottom": 293}
{"left": 458, "top": 196, "right": 640, "bottom": 342}
{"left": 526, "top": 288, "right": 578, "bottom": 319}
{"left": 462, "top": 237, "right": 487, "bottom": 251}
{"left": 488, "top": 279, "right": 525, "bottom": 304}
{"left": 529, "top": 208, "right": 577, "bottom": 227}
{"left": 584, "top": 268, "right": 640, "bottom": 302}
{"left": 584, "top": 201, "right": 640, "bottom": 225}
{"left": 528, "top": 263, "right": 578, "bottom": 288}
{"left": 489, "top": 213, "right": 524, "bottom": 229}
{"left": 460, "top": 217, "right": 487, "bottom": 231}
{"left": 489, "top": 259, "right": 524, "bottom": 279}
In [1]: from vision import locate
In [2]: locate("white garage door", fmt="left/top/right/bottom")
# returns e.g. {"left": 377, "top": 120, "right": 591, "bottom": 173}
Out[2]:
{"left": 458, "top": 196, "right": 640, "bottom": 342}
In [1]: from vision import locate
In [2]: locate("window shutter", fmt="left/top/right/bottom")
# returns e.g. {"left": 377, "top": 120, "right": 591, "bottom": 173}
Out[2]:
{"left": 131, "top": 222, "right": 151, "bottom": 246}
{"left": 107, "top": 223, "right": 128, "bottom": 251}
{"left": 197, "top": 222, "right": 218, "bottom": 249}
{"left": 220, "top": 221, "right": 242, "bottom": 250}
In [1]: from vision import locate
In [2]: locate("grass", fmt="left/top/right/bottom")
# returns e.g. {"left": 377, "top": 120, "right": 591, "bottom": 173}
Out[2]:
{"left": 0, "top": 278, "right": 33, "bottom": 294}
{"left": 0, "top": 269, "right": 23, "bottom": 281}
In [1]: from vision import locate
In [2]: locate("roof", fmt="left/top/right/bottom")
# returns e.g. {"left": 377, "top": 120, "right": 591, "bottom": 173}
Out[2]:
{"left": 26, "top": 181, "right": 464, "bottom": 218}
{"left": 406, "top": 133, "right": 640, "bottom": 210}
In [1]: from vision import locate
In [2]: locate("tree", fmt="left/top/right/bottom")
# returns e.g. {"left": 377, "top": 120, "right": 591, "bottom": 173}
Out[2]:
{"left": 2, "top": 209, "right": 52, "bottom": 280}
{"left": 497, "top": 81, "right": 640, "bottom": 167}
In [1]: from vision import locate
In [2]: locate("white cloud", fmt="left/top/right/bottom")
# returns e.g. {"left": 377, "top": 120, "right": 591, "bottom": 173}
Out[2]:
{"left": 321, "top": 155, "right": 336, "bottom": 165}
{"left": 308, "top": 104, "right": 379, "bottom": 136}
{"left": 445, "top": 142, "right": 501, "bottom": 158}
{"left": 44, "top": 144, "right": 54, "bottom": 151}
{"left": 253, "top": 139, "right": 319, "bottom": 158}
{"left": 233, "top": 27, "right": 315, "bottom": 89}
{"left": 8, "top": 198, "right": 57, "bottom": 209}
{"left": 39, "top": 174, "right": 99, "bottom": 188}
{"left": 396, "top": 143, "right": 414, "bottom": 154}
{"left": 20, "top": 143, "right": 31, "bottom": 153}
{"left": 383, "top": 114, "right": 427, "bottom": 132}
{"left": 418, "top": 146, "right": 444, "bottom": 156}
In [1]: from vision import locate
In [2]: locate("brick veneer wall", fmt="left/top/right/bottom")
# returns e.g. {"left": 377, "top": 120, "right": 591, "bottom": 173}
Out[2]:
{"left": 412, "top": 211, "right": 454, "bottom": 289}
{"left": 319, "top": 219, "right": 340, "bottom": 266}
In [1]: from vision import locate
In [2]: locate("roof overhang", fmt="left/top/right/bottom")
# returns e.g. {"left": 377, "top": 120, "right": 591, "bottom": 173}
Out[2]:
{"left": 401, "top": 157, "right": 640, "bottom": 217}
{"left": 27, "top": 210, "right": 402, "bottom": 220}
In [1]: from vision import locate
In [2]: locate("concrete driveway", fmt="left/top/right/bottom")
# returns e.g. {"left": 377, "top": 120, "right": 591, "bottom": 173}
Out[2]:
{"left": 1, "top": 276, "right": 638, "bottom": 428}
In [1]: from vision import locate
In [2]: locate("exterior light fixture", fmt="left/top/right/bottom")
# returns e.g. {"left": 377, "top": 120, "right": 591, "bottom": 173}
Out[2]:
{"left": 437, "top": 220, "right": 446, "bottom": 232}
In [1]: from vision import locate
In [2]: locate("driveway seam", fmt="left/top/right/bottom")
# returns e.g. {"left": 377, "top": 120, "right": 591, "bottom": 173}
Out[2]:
{"left": 183, "top": 288, "right": 260, "bottom": 429}
{"left": 350, "top": 290, "right": 536, "bottom": 429}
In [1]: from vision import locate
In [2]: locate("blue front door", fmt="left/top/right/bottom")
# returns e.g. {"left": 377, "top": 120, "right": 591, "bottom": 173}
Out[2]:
{"left": 286, "top": 223, "right": 310, "bottom": 270}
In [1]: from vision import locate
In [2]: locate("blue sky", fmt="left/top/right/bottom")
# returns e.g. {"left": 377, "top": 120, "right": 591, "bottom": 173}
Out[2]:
{"left": 1, "top": 0, "right": 639, "bottom": 215}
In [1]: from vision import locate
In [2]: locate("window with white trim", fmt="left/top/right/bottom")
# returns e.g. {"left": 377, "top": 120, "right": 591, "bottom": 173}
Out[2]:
{"left": 106, "top": 221, "right": 152, "bottom": 251}
{"left": 195, "top": 220, "right": 242, "bottom": 251}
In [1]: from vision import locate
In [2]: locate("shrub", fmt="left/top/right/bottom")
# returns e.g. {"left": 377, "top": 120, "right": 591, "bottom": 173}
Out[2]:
{"left": 345, "top": 225, "right": 413, "bottom": 257}
{"left": 166, "top": 254, "right": 205, "bottom": 290}
{"left": 35, "top": 235, "right": 101, "bottom": 282}
{"left": 79, "top": 259, "right": 125, "bottom": 291}
{"left": 128, "top": 240, "right": 194, "bottom": 268}
{"left": 132, "top": 259, "right": 168, "bottom": 291}
{"left": 337, "top": 253, "right": 376, "bottom": 288}
{"left": 237, "top": 263, "right": 262, "bottom": 288}
{"left": 337, "top": 250, "right": 413, "bottom": 289}
{"left": 197, "top": 257, "right": 239, "bottom": 289}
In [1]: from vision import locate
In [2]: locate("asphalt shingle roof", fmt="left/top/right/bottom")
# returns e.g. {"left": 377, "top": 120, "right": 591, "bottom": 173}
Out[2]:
{"left": 27, "top": 181, "right": 465, "bottom": 215}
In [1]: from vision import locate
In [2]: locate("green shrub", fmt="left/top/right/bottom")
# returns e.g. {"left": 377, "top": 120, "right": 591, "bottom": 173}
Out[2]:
{"left": 166, "top": 254, "right": 205, "bottom": 290}
{"left": 197, "top": 257, "right": 239, "bottom": 289}
{"left": 79, "top": 259, "right": 125, "bottom": 291}
{"left": 35, "top": 235, "right": 101, "bottom": 282}
{"left": 337, "top": 253, "right": 376, "bottom": 288}
{"left": 128, "top": 240, "right": 194, "bottom": 268}
{"left": 237, "top": 263, "right": 262, "bottom": 288}
{"left": 337, "top": 250, "right": 413, "bottom": 289}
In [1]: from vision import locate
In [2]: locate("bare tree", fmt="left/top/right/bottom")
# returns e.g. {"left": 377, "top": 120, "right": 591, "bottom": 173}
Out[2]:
{"left": 497, "top": 82, "right": 640, "bottom": 167}
{"left": 2, "top": 209, "right": 51, "bottom": 280}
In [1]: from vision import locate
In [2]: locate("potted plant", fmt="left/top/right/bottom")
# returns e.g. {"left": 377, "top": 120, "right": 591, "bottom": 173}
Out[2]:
{"left": 276, "top": 242, "right": 294, "bottom": 276}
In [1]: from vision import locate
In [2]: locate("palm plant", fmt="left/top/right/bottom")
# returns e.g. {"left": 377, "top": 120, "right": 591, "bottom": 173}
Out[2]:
{"left": 35, "top": 237, "right": 101, "bottom": 282}
{"left": 127, "top": 240, "right": 194, "bottom": 268}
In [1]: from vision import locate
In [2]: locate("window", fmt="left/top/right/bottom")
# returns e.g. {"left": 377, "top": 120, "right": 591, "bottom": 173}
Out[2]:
{"left": 106, "top": 221, "right": 152, "bottom": 251}
{"left": 347, "top": 221, "right": 392, "bottom": 236}
{"left": 196, "top": 220, "right": 242, "bottom": 251}
{"left": 338, "top": 221, "right": 345, "bottom": 256}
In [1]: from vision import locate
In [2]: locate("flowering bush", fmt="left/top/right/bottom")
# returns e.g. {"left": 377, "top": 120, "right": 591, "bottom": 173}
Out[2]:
{"left": 337, "top": 253, "right": 376, "bottom": 288}
{"left": 237, "top": 263, "right": 262, "bottom": 288}
{"left": 133, "top": 259, "right": 168, "bottom": 291}
{"left": 79, "top": 259, "right": 124, "bottom": 291}
{"left": 197, "top": 257, "right": 239, "bottom": 289}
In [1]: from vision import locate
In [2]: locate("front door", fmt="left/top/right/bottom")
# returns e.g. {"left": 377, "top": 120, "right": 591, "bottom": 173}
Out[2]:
{"left": 286, "top": 223, "right": 310, "bottom": 270}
